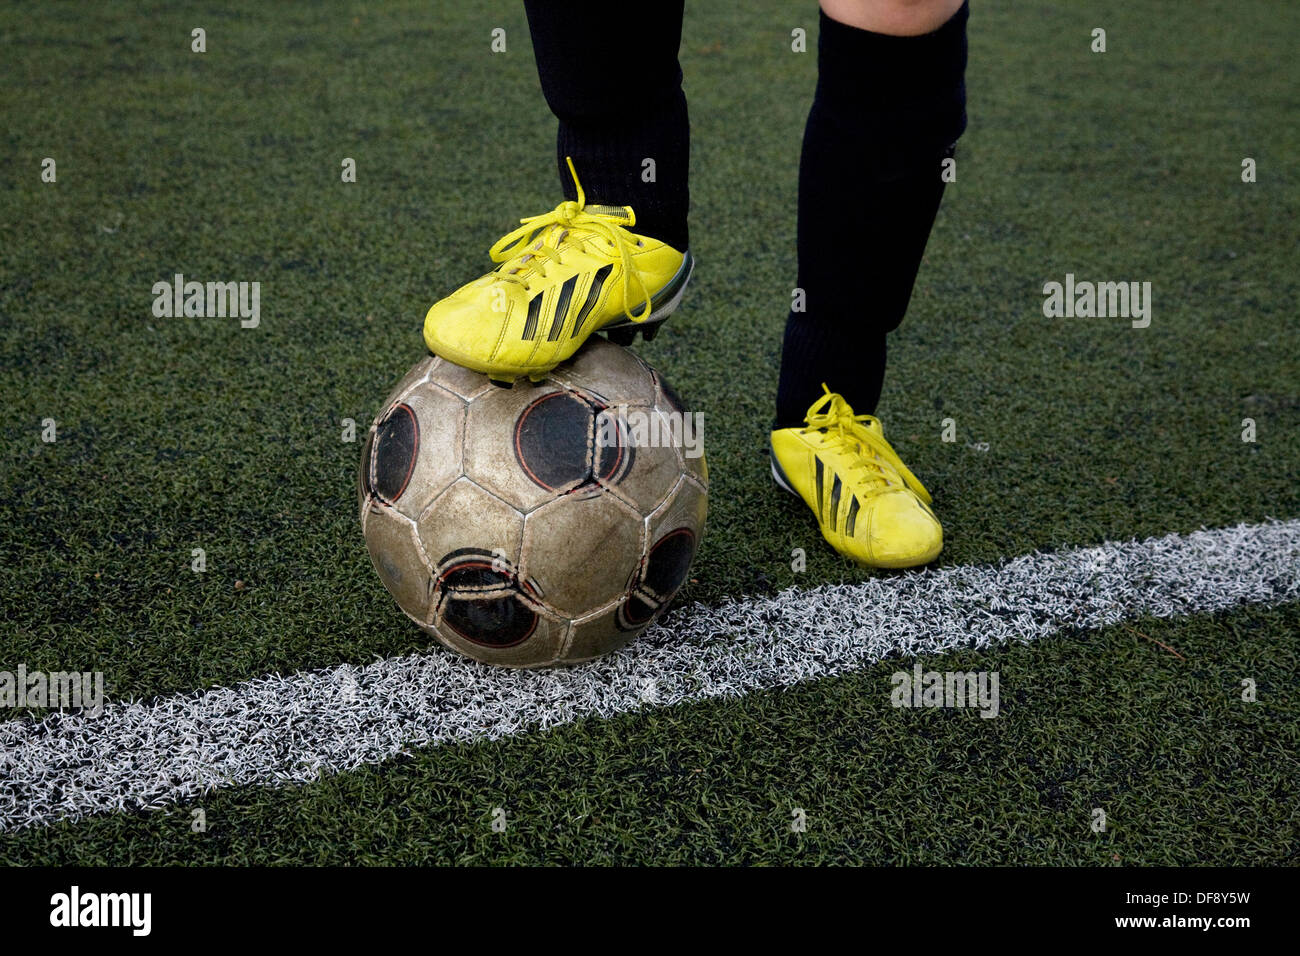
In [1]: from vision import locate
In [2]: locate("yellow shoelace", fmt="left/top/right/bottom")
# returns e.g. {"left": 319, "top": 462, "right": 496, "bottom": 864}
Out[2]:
{"left": 803, "top": 385, "right": 933, "bottom": 504}
{"left": 486, "top": 157, "right": 653, "bottom": 323}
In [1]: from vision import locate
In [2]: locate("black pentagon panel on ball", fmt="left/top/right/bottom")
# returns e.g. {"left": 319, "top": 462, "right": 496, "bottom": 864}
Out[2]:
{"left": 442, "top": 592, "right": 538, "bottom": 648}
{"left": 619, "top": 593, "right": 658, "bottom": 629}
{"left": 436, "top": 551, "right": 538, "bottom": 649}
{"left": 643, "top": 527, "right": 697, "bottom": 598}
{"left": 615, "top": 527, "right": 696, "bottom": 632}
{"left": 369, "top": 403, "right": 420, "bottom": 505}
{"left": 513, "top": 391, "right": 593, "bottom": 491}
{"left": 513, "top": 388, "right": 634, "bottom": 493}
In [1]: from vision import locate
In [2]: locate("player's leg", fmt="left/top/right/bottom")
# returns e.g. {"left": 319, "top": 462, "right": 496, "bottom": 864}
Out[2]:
{"left": 422, "top": 1, "right": 693, "bottom": 383}
{"left": 526, "top": 0, "right": 690, "bottom": 256}
{"left": 770, "top": 0, "right": 968, "bottom": 568}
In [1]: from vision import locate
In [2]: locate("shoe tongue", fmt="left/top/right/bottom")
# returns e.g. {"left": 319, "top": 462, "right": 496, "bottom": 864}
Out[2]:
{"left": 583, "top": 203, "right": 635, "bottom": 225}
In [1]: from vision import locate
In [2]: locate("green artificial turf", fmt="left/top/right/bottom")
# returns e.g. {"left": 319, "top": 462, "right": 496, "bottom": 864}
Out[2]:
{"left": 2, "top": 605, "right": 1295, "bottom": 866}
{"left": 0, "top": 0, "right": 1296, "bottom": 864}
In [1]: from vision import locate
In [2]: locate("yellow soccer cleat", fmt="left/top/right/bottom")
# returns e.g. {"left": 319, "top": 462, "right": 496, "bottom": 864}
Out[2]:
{"left": 422, "top": 157, "right": 694, "bottom": 384}
{"left": 770, "top": 386, "right": 942, "bottom": 569}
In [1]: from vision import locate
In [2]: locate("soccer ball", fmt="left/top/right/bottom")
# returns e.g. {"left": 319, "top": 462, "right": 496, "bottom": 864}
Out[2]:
{"left": 359, "top": 338, "right": 707, "bottom": 667}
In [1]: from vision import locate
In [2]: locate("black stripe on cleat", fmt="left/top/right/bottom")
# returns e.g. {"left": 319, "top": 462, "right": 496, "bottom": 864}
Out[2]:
{"left": 572, "top": 265, "right": 612, "bottom": 338}
{"left": 829, "top": 474, "right": 842, "bottom": 531}
{"left": 548, "top": 275, "right": 578, "bottom": 341}
{"left": 522, "top": 293, "right": 542, "bottom": 341}
{"left": 605, "top": 326, "right": 636, "bottom": 347}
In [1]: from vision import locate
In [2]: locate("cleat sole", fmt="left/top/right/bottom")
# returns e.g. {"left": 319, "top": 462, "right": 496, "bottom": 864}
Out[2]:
{"left": 602, "top": 315, "right": 667, "bottom": 346}
{"left": 604, "top": 326, "right": 637, "bottom": 347}
{"left": 600, "top": 251, "right": 694, "bottom": 348}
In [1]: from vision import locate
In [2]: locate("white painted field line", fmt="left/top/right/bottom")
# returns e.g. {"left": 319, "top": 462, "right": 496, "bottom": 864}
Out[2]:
{"left": 1, "top": 519, "right": 1297, "bottom": 832}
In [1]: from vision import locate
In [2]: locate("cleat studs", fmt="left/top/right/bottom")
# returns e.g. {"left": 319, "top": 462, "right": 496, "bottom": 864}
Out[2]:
{"left": 606, "top": 327, "right": 636, "bottom": 347}
{"left": 489, "top": 376, "right": 515, "bottom": 389}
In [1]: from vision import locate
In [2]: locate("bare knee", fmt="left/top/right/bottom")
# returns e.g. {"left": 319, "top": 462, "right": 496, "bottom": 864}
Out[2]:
{"left": 821, "top": 0, "right": 965, "bottom": 36}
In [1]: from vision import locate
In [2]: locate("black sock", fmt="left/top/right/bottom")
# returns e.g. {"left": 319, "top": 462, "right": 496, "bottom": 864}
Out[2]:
{"left": 775, "top": 2, "right": 968, "bottom": 428}
{"left": 524, "top": 1, "right": 690, "bottom": 251}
